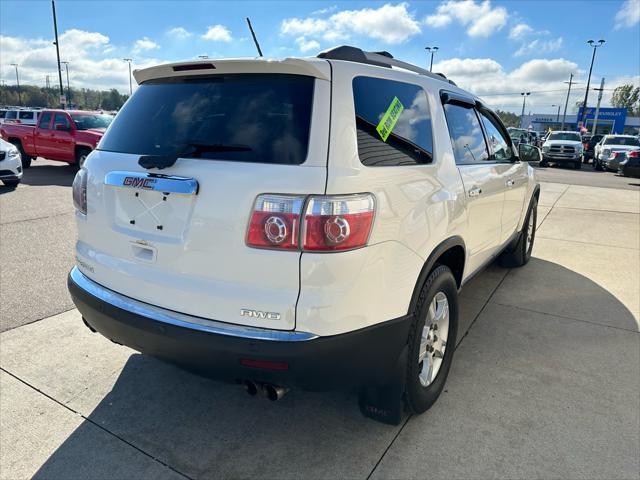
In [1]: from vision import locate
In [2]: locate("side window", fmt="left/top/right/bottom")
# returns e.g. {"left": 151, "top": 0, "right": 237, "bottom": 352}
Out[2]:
{"left": 19, "top": 111, "right": 34, "bottom": 120}
{"left": 478, "top": 110, "right": 513, "bottom": 161}
{"left": 6, "top": 111, "right": 17, "bottom": 120}
{"left": 443, "top": 103, "right": 489, "bottom": 164}
{"left": 39, "top": 112, "right": 52, "bottom": 129}
{"left": 352, "top": 76, "right": 433, "bottom": 166}
{"left": 54, "top": 113, "right": 71, "bottom": 130}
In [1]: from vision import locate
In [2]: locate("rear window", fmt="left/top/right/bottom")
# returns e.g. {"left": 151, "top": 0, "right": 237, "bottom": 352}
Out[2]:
{"left": 604, "top": 136, "right": 640, "bottom": 146}
{"left": 98, "top": 74, "right": 315, "bottom": 165}
{"left": 352, "top": 76, "right": 433, "bottom": 166}
{"left": 19, "top": 111, "right": 35, "bottom": 120}
{"left": 5, "top": 111, "right": 17, "bottom": 120}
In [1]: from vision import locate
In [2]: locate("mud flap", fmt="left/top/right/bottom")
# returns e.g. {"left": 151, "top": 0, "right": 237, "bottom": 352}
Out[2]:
{"left": 358, "top": 345, "right": 408, "bottom": 425}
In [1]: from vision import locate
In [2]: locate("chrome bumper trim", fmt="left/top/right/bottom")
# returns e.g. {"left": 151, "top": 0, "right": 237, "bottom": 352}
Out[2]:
{"left": 104, "top": 171, "right": 198, "bottom": 196}
{"left": 69, "top": 266, "right": 318, "bottom": 342}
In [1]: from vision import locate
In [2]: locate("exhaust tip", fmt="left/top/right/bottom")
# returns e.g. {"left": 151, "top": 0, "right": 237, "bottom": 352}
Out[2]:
{"left": 264, "top": 384, "right": 289, "bottom": 401}
{"left": 244, "top": 380, "right": 258, "bottom": 396}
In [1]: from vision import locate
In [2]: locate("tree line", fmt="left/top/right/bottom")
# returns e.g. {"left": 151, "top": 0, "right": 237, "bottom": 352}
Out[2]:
{"left": 1, "top": 84, "right": 129, "bottom": 111}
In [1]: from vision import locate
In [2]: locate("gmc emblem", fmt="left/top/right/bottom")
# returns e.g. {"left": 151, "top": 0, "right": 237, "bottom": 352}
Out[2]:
{"left": 123, "top": 176, "right": 156, "bottom": 189}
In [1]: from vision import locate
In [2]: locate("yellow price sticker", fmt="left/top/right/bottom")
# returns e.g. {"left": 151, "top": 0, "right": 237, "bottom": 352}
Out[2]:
{"left": 376, "top": 96, "right": 404, "bottom": 142}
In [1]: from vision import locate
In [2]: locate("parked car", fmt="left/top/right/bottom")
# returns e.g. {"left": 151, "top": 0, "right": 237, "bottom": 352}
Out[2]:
{"left": 2, "top": 109, "right": 40, "bottom": 126}
{"left": 594, "top": 135, "right": 640, "bottom": 171}
{"left": 582, "top": 134, "right": 603, "bottom": 164}
{"left": 0, "top": 137, "right": 23, "bottom": 187}
{"left": 618, "top": 150, "right": 640, "bottom": 178}
{"left": 67, "top": 46, "right": 539, "bottom": 425}
{"left": 0, "top": 109, "right": 113, "bottom": 168}
{"left": 540, "top": 131, "right": 583, "bottom": 168}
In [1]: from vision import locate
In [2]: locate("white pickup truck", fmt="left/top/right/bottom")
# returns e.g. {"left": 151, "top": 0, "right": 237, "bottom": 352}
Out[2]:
{"left": 68, "top": 46, "right": 539, "bottom": 424}
{"left": 540, "top": 130, "right": 583, "bottom": 169}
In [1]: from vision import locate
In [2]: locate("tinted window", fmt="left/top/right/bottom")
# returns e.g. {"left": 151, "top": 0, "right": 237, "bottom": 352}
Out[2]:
{"left": 19, "top": 111, "right": 35, "bottom": 120}
{"left": 71, "top": 114, "right": 112, "bottom": 130}
{"left": 99, "top": 74, "right": 314, "bottom": 165}
{"left": 604, "top": 136, "right": 640, "bottom": 146}
{"left": 0, "top": 111, "right": 6, "bottom": 119}
{"left": 478, "top": 110, "right": 513, "bottom": 161}
{"left": 54, "top": 113, "right": 71, "bottom": 129}
{"left": 39, "top": 112, "right": 52, "bottom": 129}
{"left": 548, "top": 132, "right": 581, "bottom": 142}
{"left": 352, "top": 76, "right": 432, "bottom": 166}
{"left": 5, "top": 111, "right": 17, "bottom": 120}
{"left": 443, "top": 104, "right": 489, "bottom": 164}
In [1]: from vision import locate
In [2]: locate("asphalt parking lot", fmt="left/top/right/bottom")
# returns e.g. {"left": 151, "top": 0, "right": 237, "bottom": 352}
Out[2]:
{"left": 1, "top": 159, "right": 639, "bottom": 479}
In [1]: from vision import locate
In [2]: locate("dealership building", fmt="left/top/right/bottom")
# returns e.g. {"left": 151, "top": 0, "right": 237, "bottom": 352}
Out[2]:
{"left": 521, "top": 107, "right": 640, "bottom": 135}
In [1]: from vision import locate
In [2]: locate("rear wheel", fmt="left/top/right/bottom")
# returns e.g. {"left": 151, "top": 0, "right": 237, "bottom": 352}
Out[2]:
{"left": 405, "top": 265, "right": 458, "bottom": 415}
{"left": 498, "top": 196, "right": 537, "bottom": 268}
{"left": 75, "top": 148, "right": 91, "bottom": 169}
{"left": 9, "top": 140, "right": 31, "bottom": 169}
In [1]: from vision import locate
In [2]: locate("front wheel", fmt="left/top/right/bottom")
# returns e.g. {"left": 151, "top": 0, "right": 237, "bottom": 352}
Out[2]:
{"left": 498, "top": 196, "right": 537, "bottom": 268}
{"left": 594, "top": 160, "right": 604, "bottom": 171}
{"left": 405, "top": 265, "right": 458, "bottom": 415}
{"left": 574, "top": 161, "right": 581, "bottom": 169}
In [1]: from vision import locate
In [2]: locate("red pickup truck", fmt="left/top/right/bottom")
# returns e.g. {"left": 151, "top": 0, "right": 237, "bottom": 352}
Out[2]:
{"left": 0, "top": 109, "right": 112, "bottom": 168}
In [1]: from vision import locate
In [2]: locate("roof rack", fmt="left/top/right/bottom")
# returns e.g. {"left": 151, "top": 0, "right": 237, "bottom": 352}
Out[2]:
{"left": 317, "top": 46, "right": 457, "bottom": 86}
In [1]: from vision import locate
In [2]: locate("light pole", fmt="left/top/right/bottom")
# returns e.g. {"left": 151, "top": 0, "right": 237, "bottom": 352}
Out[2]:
{"left": 425, "top": 46, "right": 439, "bottom": 72}
{"left": 520, "top": 92, "right": 530, "bottom": 128}
{"left": 123, "top": 58, "right": 133, "bottom": 96}
{"left": 561, "top": 73, "right": 577, "bottom": 131}
{"left": 579, "top": 39, "right": 605, "bottom": 130}
{"left": 61, "top": 61, "right": 71, "bottom": 106}
{"left": 10, "top": 63, "right": 22, "bottom": 105}
{"left": 551, "top": 104, "right": 561, "bottom": 123}
{"left": 51, "top": 0, "right": 65, "bottom": 108}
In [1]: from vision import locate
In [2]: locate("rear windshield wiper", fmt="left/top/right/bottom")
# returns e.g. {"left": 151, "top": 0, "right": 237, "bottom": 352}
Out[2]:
{"left": 139, "top": 142, "right": 252, "bottom": 170}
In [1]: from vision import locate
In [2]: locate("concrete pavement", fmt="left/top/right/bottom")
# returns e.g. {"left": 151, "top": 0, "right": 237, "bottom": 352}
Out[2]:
{"left": 1, "top": 181, "right": 639, "bottom": 479}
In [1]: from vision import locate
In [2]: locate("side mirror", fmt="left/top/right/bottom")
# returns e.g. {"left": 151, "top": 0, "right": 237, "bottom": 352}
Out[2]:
{"left": 519, "top": 143, "right": 541, "bottom": 162}
{"left": 55, "top": 123, "right": 69, "bottom": 131}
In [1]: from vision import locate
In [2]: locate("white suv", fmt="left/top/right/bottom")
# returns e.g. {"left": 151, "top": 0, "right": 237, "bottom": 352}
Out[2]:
{"left": 68, "top": 46, "right": 539, "bottom": 424}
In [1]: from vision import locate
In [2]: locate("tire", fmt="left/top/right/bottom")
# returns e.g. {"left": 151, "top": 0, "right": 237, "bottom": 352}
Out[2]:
{"left": 9, "top": 140, "right": 31, "bottom": 169}
{"left": 75, "top": 148, "right": 91, "bottom": 169}
{"left": 574, "top": 161, "right": 581, "bottom": 170}
{"left": 594, "top": 160, "right": 603, "bottom": 171}
{"left": 539, "top": 160, "right": 548, "bottom": 167}
{"left": 2, "top": 179, "right": 20, "bottom": 187}
{"left": 498, "top": 196, "right": 537, "bottom": 268}
{"left": 405, "top": 265, "right": 459, "bottom": 415}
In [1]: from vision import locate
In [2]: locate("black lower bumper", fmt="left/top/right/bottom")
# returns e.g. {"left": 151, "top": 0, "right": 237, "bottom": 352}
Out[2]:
{"left": 542, "top": 155, "right": 580, "bottom": 164}
{"left": 68, "top": 269, "right": 412, "bottom": 391}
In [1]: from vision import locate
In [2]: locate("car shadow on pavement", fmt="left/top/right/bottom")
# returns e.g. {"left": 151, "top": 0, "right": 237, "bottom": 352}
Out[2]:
{"left": 17, "top": 163, "right": 76, "bottom": 188}
{"left": 30, "top": 259, "right": 639, "bottom": 480}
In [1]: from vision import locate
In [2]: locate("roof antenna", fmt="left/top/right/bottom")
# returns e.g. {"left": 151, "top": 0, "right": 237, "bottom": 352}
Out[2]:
{"left": 246, "top": 18, "right": 263, "bottom": 57}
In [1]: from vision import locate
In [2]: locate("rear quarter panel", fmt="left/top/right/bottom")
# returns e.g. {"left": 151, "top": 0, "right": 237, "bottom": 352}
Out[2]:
{"left": 0, "top": 124, "right": 36, "bottom": 156}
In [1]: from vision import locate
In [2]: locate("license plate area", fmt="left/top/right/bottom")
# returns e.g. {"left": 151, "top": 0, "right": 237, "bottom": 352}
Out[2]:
{"left": 105, "top": 171, "right": 198, "bottom": 241}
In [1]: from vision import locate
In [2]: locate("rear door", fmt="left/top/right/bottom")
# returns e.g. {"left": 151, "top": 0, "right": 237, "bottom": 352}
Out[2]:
{"left": 443, "top": 101, "right": 505, "bottom": 274}
{"left": 34, "top": 111, "right": 54, "bottom": 158}
{"left": 77, "top": 70, "right": 330, "bottom": 330}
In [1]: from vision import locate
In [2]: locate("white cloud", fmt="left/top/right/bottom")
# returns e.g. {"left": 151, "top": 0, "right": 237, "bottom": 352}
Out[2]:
{"left": 132, "top": 37, "right": 159, "bottom": 54}
{"left": 0, "top": 30, "right": 158, "bottom": 94}
{"left": 615, "top": 0, "right": 640, "bottom": 29}
{"left": 514, "top": 37, "right": 563, "bottom": 57}
{"left": 508, "top": 23, "right": 533, "bottom": 40}
{"left": 202, "top": 25, "right": 232, "bottom": 42}
{"left": 295, "top": 37, "right": 321, "bottom": 53}
{"left": 168, "top": 27, "right": 192, "bottom": 39}
{"left": 425, "top": 0, "right": 507, "bottom": 37}
{"left": 281, "top": 3, "right": 421, "bottom": 45}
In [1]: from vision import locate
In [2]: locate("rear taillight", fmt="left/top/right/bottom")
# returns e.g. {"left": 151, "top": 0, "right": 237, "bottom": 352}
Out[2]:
{"left": 302, "top": 194, "right": 375, "bottom": 251}
{"left": 629, "top": 151, "right": 640, "bottom": 158}
{"left": 246, "top": 193, "right": 375, "bottom": 252}
{"left": 246, "top": 195, "right": 304, "bottom": 250}
{"left": 72, "top": 168, "right": 87, "bottom": 215}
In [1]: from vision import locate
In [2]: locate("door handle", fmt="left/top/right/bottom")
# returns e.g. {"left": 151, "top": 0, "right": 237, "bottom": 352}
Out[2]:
{"left": 505, "top": 179, "right": 515, "bottom": 187}
{"left": 468, "top": 187, "right": 482, "bottom": 197}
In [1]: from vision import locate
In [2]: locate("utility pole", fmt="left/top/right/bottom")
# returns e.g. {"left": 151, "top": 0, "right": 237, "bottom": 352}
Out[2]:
{"left": 591, "top": 78, "right": 605, "bottom": 135}
{"left": 61, "top": 61, "right": 71, "bottom": 106}
{"left": 10, "top": 63, "right": 21, "bottom": 105}
{"left": 425, "top": 46, "right": 439, "bottom": 72}
{"left": 520, "top": 92, "right": 530, "bottom": 128}
{"left": 51, "top": 0, "right": 65, "bottom": 109}
{"left": 123, "top": 58, "right": 133, "bottom": 96}
{"left": 551, "top": 104, "right": 561, "bottom": 123}
{"left": 561, "top": 73, "right": 575, "bottom": 131}
{"left": 580, "top": 39, "right": 605, "bottom": 129}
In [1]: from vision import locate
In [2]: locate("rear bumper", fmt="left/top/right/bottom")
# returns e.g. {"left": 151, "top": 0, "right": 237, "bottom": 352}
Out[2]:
{"left": 68, "top": 267, "right": 412, "bottom": 390}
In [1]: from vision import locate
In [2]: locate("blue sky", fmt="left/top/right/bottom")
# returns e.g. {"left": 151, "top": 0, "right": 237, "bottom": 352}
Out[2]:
{"left": 1, "top": 0, "right": 639, "bottom": 113}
